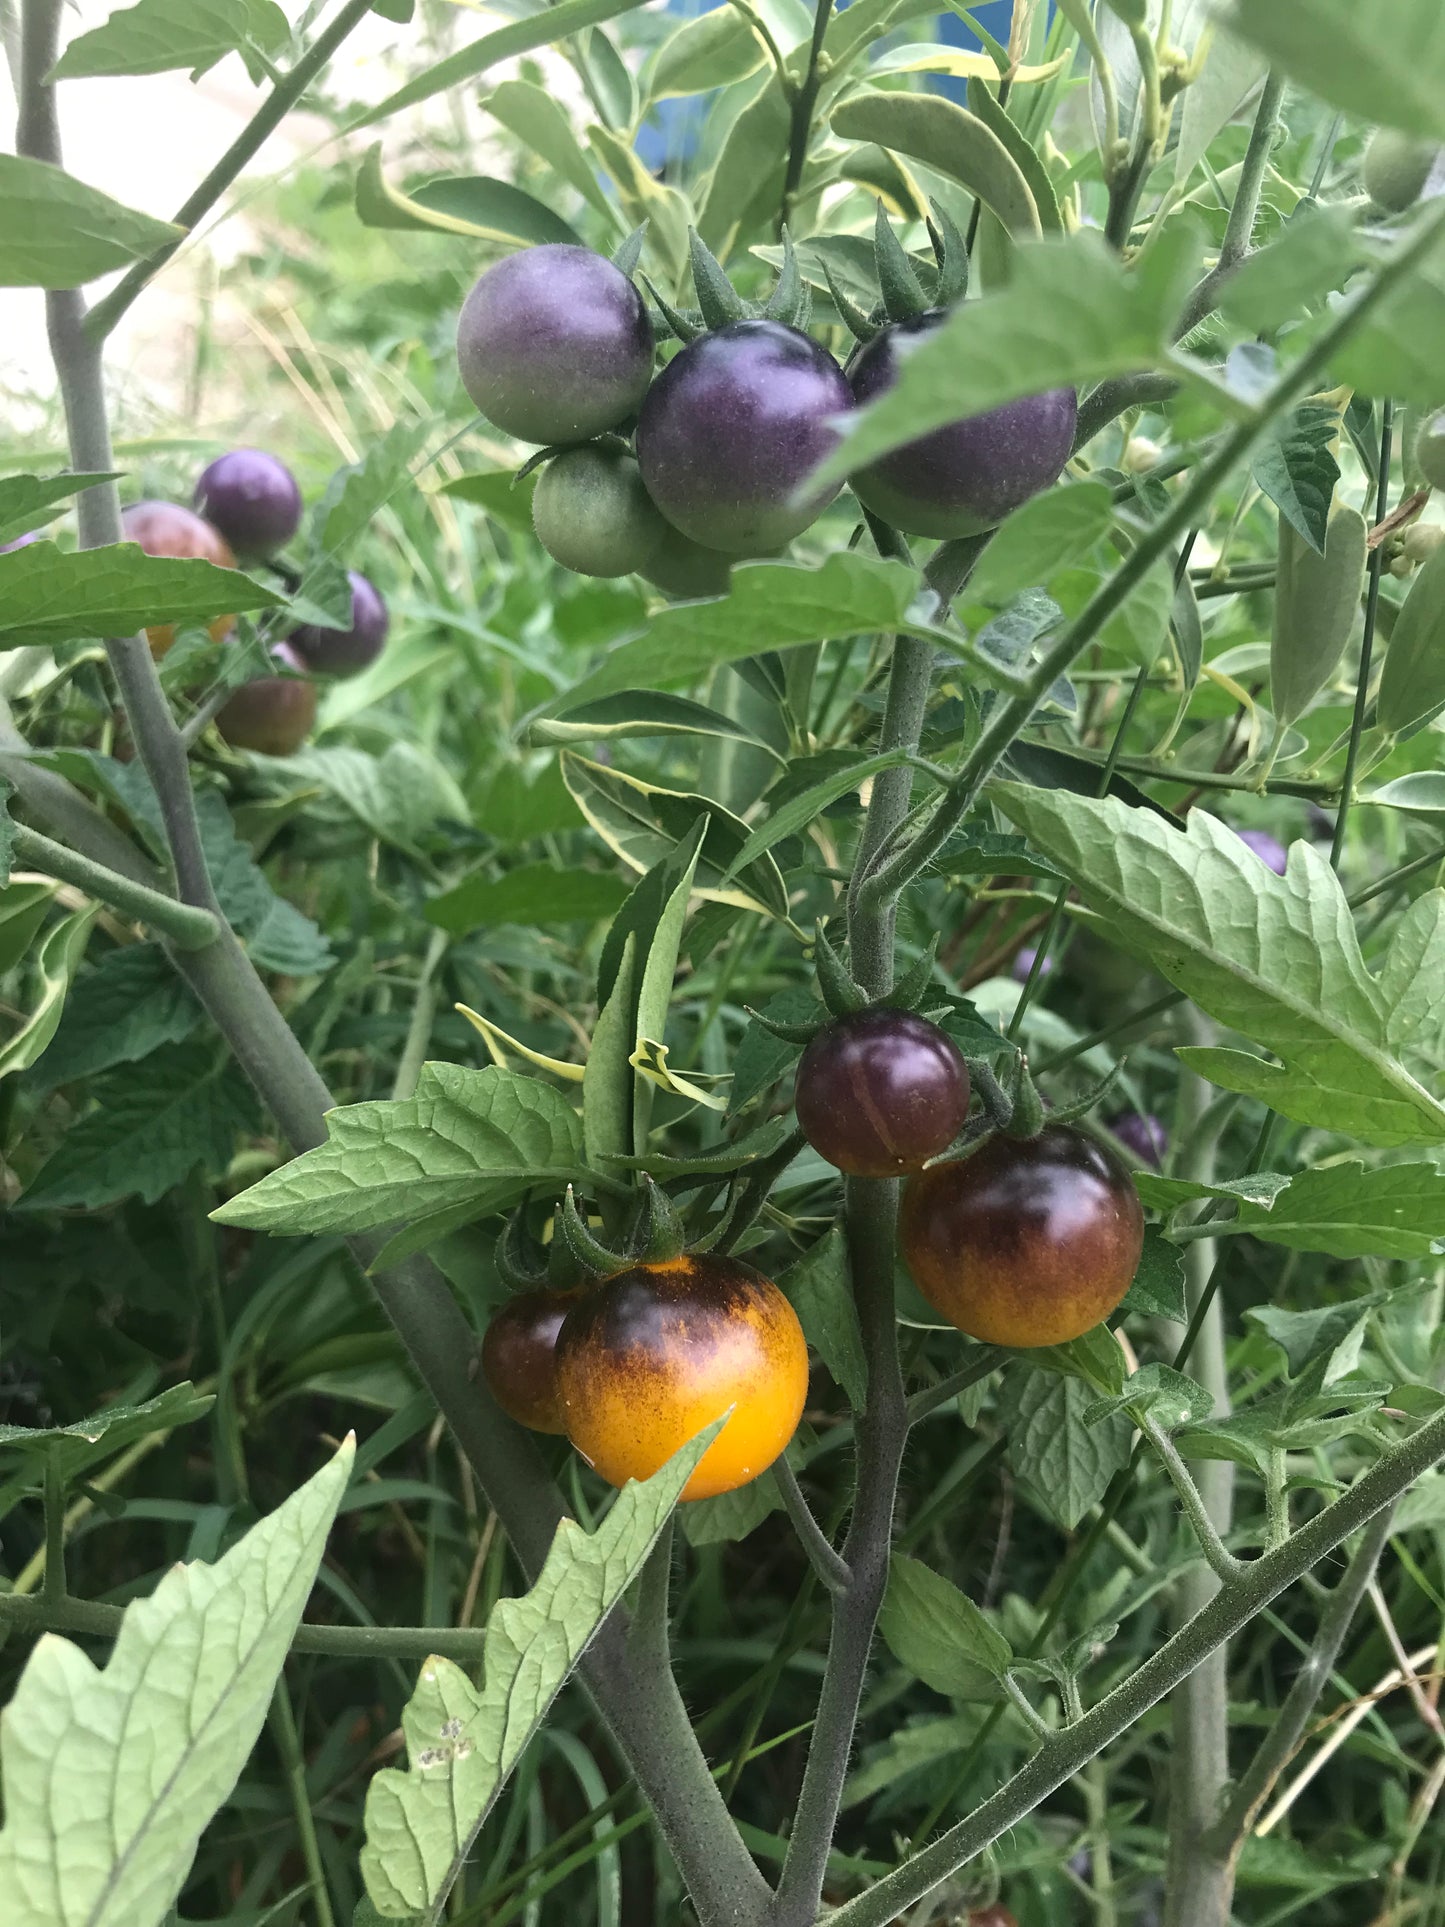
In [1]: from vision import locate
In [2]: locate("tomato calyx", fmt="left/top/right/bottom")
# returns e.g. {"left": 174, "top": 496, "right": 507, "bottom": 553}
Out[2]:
{"left": 560, "top": 1175, "right": 690, "bottom": 1277}
{"left": 643, "top": 226, "right": 813, "bottom": 344}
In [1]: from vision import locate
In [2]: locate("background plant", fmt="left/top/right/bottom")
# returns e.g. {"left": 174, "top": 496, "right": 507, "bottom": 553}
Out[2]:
{"left": 5, "top": 2, "right": 1445, "bottom": 1926}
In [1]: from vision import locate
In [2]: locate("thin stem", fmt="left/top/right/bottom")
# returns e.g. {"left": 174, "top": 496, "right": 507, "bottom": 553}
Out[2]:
{"left": 1331, "top": 400, "right": 1394, "bottom": 869}
{"left": 84, "top": 0, "right": 378, "bottom": 341}
{"left": 860, "top": 205, "right": 1445, "bottom": 914}
{"left": 825, "top": 1397, "right": 1445, "bottom": 1927}
{"left": 774, "top": 1456, "right": 852, "bottom": 1595}
{"left": 1349, "top": 840, "right": 1445, "bottom": 908}
{"left": 1141, "top": 1412, "right": 1242, "bottom": 1585}
{"left": 268, "top": 1683, "right": 337, "bottom": 1927}
{"left": 10, "top": 821, "right": 220, "bottom": 949}
{"left": 779, "top": 0, "right": 834, "bottom": 224}
{"left": 1219, "top": 73, "right": 1284, "bottom": 271}
{"left": 906, "top": 1348, "right": 1003, "bottom": 1426}
{"left": 845, "top": 634, "right": 936, "bottom": 988}
{"left": 1002, "top": 1673, "right": 1051, "bottom": 1743}
{"left": 1265, "top": 1447, "right": 1291, "bottom": 1550}
{"left": 41, "top": 1451, "right": 66, "bottom": 1606}
{"left": 391, "top": 927, "right": 447, "bottom": 1101}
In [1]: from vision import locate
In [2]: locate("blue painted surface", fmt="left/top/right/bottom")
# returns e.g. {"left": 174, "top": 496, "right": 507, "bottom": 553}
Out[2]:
{"left": 634, "top": 0, "right": 1022, "bottom": 171}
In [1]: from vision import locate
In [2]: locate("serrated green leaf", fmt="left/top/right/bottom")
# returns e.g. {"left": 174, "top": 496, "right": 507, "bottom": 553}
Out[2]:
{"left": 49, "top": 0, "right": 289, "bottom": 80}
{"left": 19, "top": 1044, "right": 257, "bottom": 1209}
{"left": 0, "top": 472, "right": 119, "bottom": 548}
{"left": 359, "top": 1424, "right": 717, "bottom": 1922}
{"left": 212, "top": 1063, "right": 585, "bottom": 1236}
{"left": 0, "top": 1438, "right": 353, "bottom": 1927}
{"left": 1232, "top": 1161, "right": 1445, "bottom": 1257}
{"left": 1084, "top": 1362, "right": 1213, "bottom": 1433}
{"left": 1027, "top": 1324, "right": 1130, "bottom": 1396}
{"left": 682, "top": 1464, "right": 784, "bottom": 1546}
{"left": 426, "top": 863, "right": 627, "bottom": 936}
{"left": 0, "top": 540, "right": 281, "bottom": 648}
{"left": 1223, "top": 0, "right": 1445, "bottom": 142}
{"left": 434, "top": 468, "right": 538, "bottom": 532}
{"left": 993, "top": 786, "right": 1445, "bottom": 1146}
{"left": 878, "top": 1553, "right": 1012, "bottom": 1701}
{"left": 1122, "top": 1226, "right": 1188, "bottom": 1323}
{"left": 0, "top": 906, "right": 98, "bottom": 1080}
{"left": 0, "top": 155, "right": 182, "bottom": 289}
{"left": 780, "top": 1226, "right": 866, "bottom": 1409}
{"left": 321, "top": 421, "right": 430, "bottom": 560}
{"left": 967, "top": 483, "right": 1115, "bottom": 606}
{"left": 30, "top": 940, "right": 201, "bottom": 1087}
{"left": 1222, "top": 207, "right": 1368, "bottom": 338}
{"left": 1133, "top": 1170, "right": 1293, "bottom": 1212}
{"left": 1378, "top": 538, "right": 1445, "bottom": 735}
{"left": 1254, "top": 403, "right": 1342, "bottom": 558}
{"left": 0, "top": 1381, "right": 213, "bottom": 1480}
{"left": 1246, "top": 1297, "right": 1389, "bottom": 1377}
{"left": 1000, "top": 1365, "right": 1133, "bottom": 1529}
{"left": 538, "top": 556, "right": 917, "bottom": 714}
{"left": 259, "top": 742, "right": 469, "bottom": 853}
{"left": 1271, "top": 504, "right": 1365, "bottom": 727}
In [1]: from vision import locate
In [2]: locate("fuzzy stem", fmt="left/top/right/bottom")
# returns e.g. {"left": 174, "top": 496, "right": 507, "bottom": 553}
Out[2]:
{"left": 1330, "top": 400, "right": 1394, "bottom": 870}
{"left": 1219, "top": 73, "right": 1285, "bottom": 271}
{"left": 9, "top": 821, "right": 220, "bottom": 949}
{"left": 774, "top": 1456, "right": 852, "bottom": 1596}
{"left": 1141, "top": 1412, "right": 1242, "bottom": 1586}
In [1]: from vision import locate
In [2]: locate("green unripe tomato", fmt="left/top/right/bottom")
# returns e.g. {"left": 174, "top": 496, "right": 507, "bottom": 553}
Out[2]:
{"left": 641, "top": 522, "right": 736, "bottom": 599}
{"left": 531, "top": 444, "right": 667, "bottom": 579}
{"left": 1415, "top": 410, "right": 1445, "bottom": 491}
{"left": 1363, "top": 128, "right": 1443, "bottom": 212}
{"left": 1404, "top": 522, "right": 1445, "bottom": 565}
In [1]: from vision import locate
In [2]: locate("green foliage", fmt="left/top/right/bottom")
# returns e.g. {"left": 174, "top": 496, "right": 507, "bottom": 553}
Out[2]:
{"left": 0, "top": 154, "right": 180, "bottom": 287}
{"left": 0, "top": 541, "right": 283, "bottom": 647}
{"left": 48, "top": 0, "right": 290, "bottom": 82}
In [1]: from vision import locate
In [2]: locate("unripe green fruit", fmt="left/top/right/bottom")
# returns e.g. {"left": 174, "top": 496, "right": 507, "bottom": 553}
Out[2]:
{"left": 641, "top": 522, "right": 735, "bottom": 599}
{"left": 1404, "top": 522, "right": 1445, "bottom": 565}
{"left": 1363, "top": 128, "right": 1443, "bottom": 212}
{"left": 532, "top": 444, "right": 667, "bottom": 578}
{"left": 1415, "top": 410, "right": 1445, "bottom": 491}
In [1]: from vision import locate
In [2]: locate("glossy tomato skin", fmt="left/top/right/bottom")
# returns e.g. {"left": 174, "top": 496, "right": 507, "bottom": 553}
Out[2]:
{"left": 288, "top": 571, "right": 389, "bottom": 676}
{"left": 216, "top": 649, "right": 317, "bottom": 756}
{"left": 121, "top": 500, "right": 237, "bottom": 655}
{"left": 554, "top": 1253, "right": 808, "bottom": 1501}
{"left": 796, "top": 1008, "right": 970, "bottom": 1177}
{"left": 194, "top": 448, "right": 302, "bottom": 557}
{"left": 637, "top": 319, "right": 852, "bottom": 554}
{"left": 847, "top": 313, "right": 1076, "bottom": 538}
{"left": 532, "top": 444, "right": 667, "bottom": 578}
{"left": 456, "top": 245, "right": 653, "bottom": 446}
{"left": 481, "top": 1288, "right": 578, "bottom": 1435}
{"left": 902, "top": 1125, "right": 1143, "bottom": 1348}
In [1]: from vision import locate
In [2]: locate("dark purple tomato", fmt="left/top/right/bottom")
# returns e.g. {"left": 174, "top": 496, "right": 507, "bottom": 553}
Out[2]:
{"left": 902, "top": 1124, "right": 1143, "bottom": 1348}
{"left": 0, "top": 529, "right": 43, "bottom": 553}
{"left": 636, "top": 319, "right": 852, "bottom": 554}
{"left": 532, "top": 444, "right": 667, "bottom": 578}
{"left": 287, "top": 571, "right": 389, "bottom": 677}
{"left": 456, "top": 245, "right": 653, "bottom": 446}
{"left": 795, "top": 1008, "right": 970, "bottom": 1177}
{"left": 1105, "top": 1110, "right": 1167, "bottom": 1168}
{"left": 121, "top": 501, "right": 237, "bottom": 655}
{"left": 216, "top": 651, "right": 317, "bottom": 756}
{"left": 481, "top": 1287, "right": 578, "bottom": 1435}
{"left": 641, "top": 522, "right": 735, "bottom": 599}
{"left": 847, "top": 313, "right": 1076, "bottom": 537}
{"left": 1236, "top": 827, "right": 1288, "bottom": 875}
{"left": 194, "top": 448, "right": 302, "bottom": 557}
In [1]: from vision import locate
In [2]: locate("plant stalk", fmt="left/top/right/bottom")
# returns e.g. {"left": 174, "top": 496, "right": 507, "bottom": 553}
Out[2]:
{"left": 9, "top": 821, "right": 220, "bottom": 948}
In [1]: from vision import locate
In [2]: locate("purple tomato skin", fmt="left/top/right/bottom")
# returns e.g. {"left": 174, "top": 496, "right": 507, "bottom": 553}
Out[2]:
{"left": 796, "top": 1008, "right": 971, "bottom": 1177}
{"left": 1105, "top": 1111, "right": 1167, "bottom": 1168}
{"left": 847, "top": 313, "right": 1077, "bottom": 538}
{"left": 637, "top": 320, "right": 852, "bottom": 554}
{"left": 194, "top": 448, "right": 302, "bottom": 557}
{"left": 216, "top": 654, "right": 317, "bottom": 757}
{"left": 0, "top": 529, "right": 43, "bottom": 553}
{"left": 456, "top": 245, "right": 654, "bottom": 445}
{"left": 1236, "top": 827, "right": 1288, "bottom": 875}
{"left": 287, "top": 571, "right": 389, "bottom": 677}
{"left": 1011, "top": 945, "right": 1053, "bottom": 984}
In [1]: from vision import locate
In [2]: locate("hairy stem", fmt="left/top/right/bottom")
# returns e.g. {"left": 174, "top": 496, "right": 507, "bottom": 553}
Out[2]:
{"left": 9, "top": 821, "right": 220, "bottom": 949}
{"left": 774, "top": 1456, "right": 852, "bottom": 1595}
{"left": 1219, "top": 73, "right": 1285, "bottom": 271}
{"left": 1142, "top": 1412, "right": 1240, "bottom": 1587}
{"left": 1330, "top": 400, "right": 1394, "bottom": 869}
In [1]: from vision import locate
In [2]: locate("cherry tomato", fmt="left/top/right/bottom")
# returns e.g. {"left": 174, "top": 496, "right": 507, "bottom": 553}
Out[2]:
{"left": 456, "top": 244, "right": 653, "bottom": 446}
{"left": 1104, "top": 1110, "right": 1167, "bottom": 1169}
{"left": 121, "top": 500, "right": 237, "bottom": 656}
{"left": 795, "top": 1007, "right": 970, "bottom": 1177}
{"left": 216, "top": 649, "right": 317, "bottom": 756}
{"left": 531, "top": 444, "right": 667, "bottom": 578}
{"left": 288, "top": 571, "right": 389, "bottom": 677}
{"left": 846, "top": 313, "right": 1075, "bottom": 537}
{"left": 194, "top": 448, "right": 302, "bottom": 557}
{"left": 967, "top": 1908, "right": 1019, "bottom": 1927}
{"left": 554, "top": 1254, "right": 808, "bottom": 1500}
{"left": 902, "top": 1125, "right": 1143, "bottom": 1348}
{"left": 481, "top": 1287, "right": 578, "bottom": 1435}
{"left": 641, "top": 522, "right": 735, "bottom": 599}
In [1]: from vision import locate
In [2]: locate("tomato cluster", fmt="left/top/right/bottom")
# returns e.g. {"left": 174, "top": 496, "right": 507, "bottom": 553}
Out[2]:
{"left": 482, "top": 1248, "right": 808, "bottom": 1502}
{"left": 111, "top": 453, "right": 389, "bottom": 758}
{"left": 455, "top": 241, "right": 1075, "bottom": 586}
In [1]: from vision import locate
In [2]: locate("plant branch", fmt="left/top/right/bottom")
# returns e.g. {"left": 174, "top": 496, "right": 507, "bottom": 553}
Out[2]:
{"left": 906, "top": 1347, "right": 1003, "bottom": 1426}
{"left": 775, "top": 1455, "right": 852, "bottom": 1595}
{"left": 1331, "top": 399, "right": 1394, "bottom": 869}
{"left": 1219, "top": 73, "right": 1284, "bottom": 272}
{"left": 856, "top": 201, "right": 1445, "bottom": 916}
{"left": 1140, "top": 1412, "right": 1242, "bottom": 1585}
{"left": 779, "top": 0, "right": 834, "bottom": 225}
{"left": 825, "top": 1401, "right": 1445, "bottom": 1927}
{"left": 9, "top": 820, "right": 220, "bottom": 948}
{"left": 83, "top": 0, "right": 378, "bottom": 341}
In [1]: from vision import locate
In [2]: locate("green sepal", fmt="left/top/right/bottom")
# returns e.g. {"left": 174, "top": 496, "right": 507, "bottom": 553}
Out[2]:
{"left": 630, "top": 1174, "right": 689, "bottom": 1263}
{"left": 763, "top": 226, "right": 810, "bottom": 330}
{"left": 873, "top": 199, "right": 929, "bottom": 323}
{"left": 886, "top": 937, "right": 940, "bottom": 1012}
{"left": 966, "top": 1056, "right": 1015, "bottom": 1131}
{"left": 1050, "top": 1061, "right": 1130, "bottom": 1130}
{"left": 813, "top": 920, "right": 870, "bottom": 1017}
{"left": 561, "top": 1183, "right": 625, "bottom": 1275}
{"left": 817, "top": 254, "right": 878, "bottom": 343}
{"left": 1005, "top": 1055, "right": 1046, "bottom": 1140}
{"left": 641, "top": 275, "right": 705, "bottom": 342}
{"left": 688, "top": 228, "right": 750, "bottom": 330}
{"left": 613, "top": 221, "right": 648, "bottom": 278}
{"left": 744, "top": 1004, "right": 824, "bottom": 1047}
{"left": 927, "top": 196, "right": 969, "bottom": 307}
{"left": 497, "top": 1206, "right": 549, "bottom": 1290}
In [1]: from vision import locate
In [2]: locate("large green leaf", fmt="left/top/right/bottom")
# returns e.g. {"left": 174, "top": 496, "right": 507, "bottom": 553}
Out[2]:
{"left": 539, "top": 556, "right": 917, "bottom": 714}
{"left": 0, "top": 1439, "right": 353, "bottom": 1927}
{"left": 993, "top": 786, "right": 1445, "bottom": 1145}
{"left": 354, "top": 148, "right": 582, "bottom": 248}
{"left": 1270, "top": 504, "right": 1366, "bottom": 727}
{"left": 0, "top": 906, "right": 97, "bottom": 1080}
{"left": 1253, "top": 402, "right": 1342, "bottom": 557}
{"left": 0, "top": 541, "right": 282, "bottom": 648}
{"left": 426, "top": 863, "right": 628, "bottom": 935}
{"left": 1000, "top": 1365, "right": 1133, "bottom": 1530}
{"left": 49, "top": 0, "right": 289, "bottom": 80}
{"left": 359, "top": 1425, "right": 718, "bottom": 1923}
{"left": 211, "top": 1063, "right": 585, "bottom": 1235}
{"left": 811, "top": 227, "right": 1197, "bottom": 488}
{"left": 1378, "top": 538, "right": 1445, "bottom": 735}
{"left": 878, "top": 1553, "right": 1013, "bottom": 1702}
{"left": 33, "top": 936, "right": 201, "bottom": 1090}
{"left": 0, "top": 1382, "right": 213, "bottom": 1481}
{"left": 780, "top": 1226, "right": 867, "bottom": 1410}
{"left": 483, "top": 79, "right": 618, "bottom": 223}
{"left": 0, "top": 155, "right": 181, "bottom": 289}
{"left": 0, "top": 472, "right": 119, "bottom": 548}
{"left": 1224, "top": 0, "right": 1445, "bottom": 142}
{"left": 966, "top": 482, "right": 1115, "bottom": 606}
{"left": 829, "top": 91, "right": 1042, "bottom": 235}
{"left": 1231, "top": 1161, "right": 1445, "bottom": 1258}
